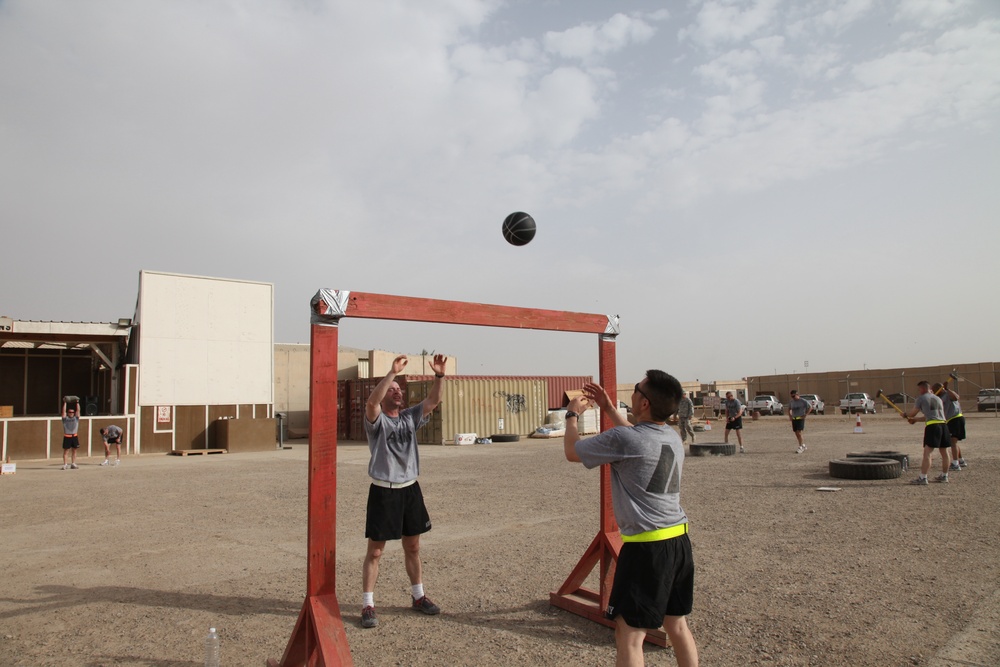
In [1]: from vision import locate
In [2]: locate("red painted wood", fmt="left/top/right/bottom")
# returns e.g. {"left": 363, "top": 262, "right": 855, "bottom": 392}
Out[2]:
{"left": 342, "top": 291, "right": 610, "bottom": 333}
{"left": 276, "top": 290, "right": 630, "bottom": 665}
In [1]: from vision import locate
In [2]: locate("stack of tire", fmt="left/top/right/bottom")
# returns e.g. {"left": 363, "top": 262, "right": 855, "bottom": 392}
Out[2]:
{"left": 828, "top": 451, "right": 909, "bottom": 480}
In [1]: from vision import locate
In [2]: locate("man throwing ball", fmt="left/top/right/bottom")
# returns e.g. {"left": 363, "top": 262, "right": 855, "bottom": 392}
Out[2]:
{"left": 563, "top": 372, "right": 698, "bottom": 667}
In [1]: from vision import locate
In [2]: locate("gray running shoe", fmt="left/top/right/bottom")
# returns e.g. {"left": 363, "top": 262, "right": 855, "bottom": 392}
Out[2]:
{"left": 959, "top": 459, "right": 968, "bottom": 468}
{"left": 360, "top": 606, "right": 378, "bottom": 628}
{"left": 949, "top": 461, "right": 960, "bottom": 472}
{"left": 935, "top": 473, "right": 949, "bottom": 483}
{"left": 412, "top": 596, "right": 441, "bottom": 615}
{"left": 909, "top": 477, "right": 928, "bottom": 486}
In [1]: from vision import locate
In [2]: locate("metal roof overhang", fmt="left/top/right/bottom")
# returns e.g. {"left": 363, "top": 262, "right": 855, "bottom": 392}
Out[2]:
{"left": 0, "top": 320, "right": 131, "bottom": 355}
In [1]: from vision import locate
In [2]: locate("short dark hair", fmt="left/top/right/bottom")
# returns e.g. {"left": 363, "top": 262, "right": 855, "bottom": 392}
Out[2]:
{"left": 643, "top": 369, "right": 683, "bottom": 421}
{"left": 790, "top": 389, "right": 798, "bottom": 395}
{"left": 917, "top": 380, "right": 930, "bottom": 389}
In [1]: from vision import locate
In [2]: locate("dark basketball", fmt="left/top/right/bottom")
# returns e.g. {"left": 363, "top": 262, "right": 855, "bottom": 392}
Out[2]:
{"left": 502, "top": 212, "right": 536, "bottom": 246}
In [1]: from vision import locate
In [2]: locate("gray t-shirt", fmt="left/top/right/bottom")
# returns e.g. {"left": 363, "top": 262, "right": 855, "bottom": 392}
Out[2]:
{"left": 915, "top": 392, "right": 945, "bottom": 422}
{"left": 574, "top": 422, "right": 688, "bottom": 537}
{"left": 61, "top": 415, "right": 79, "bottom": 435}
{"left": 725, "top": 398, "right": 743, "bottom": 419}
{"left": 103, "top": 425, "right": 123, "bottom": 441}
{"left": 789, "top": 398, "right": 811, "bottom": 418}
{"left": 941, "top": 393, "right": 961, "bottom": 420}
{"left": 363, "top": 403, "right": 430, "bottom": 483}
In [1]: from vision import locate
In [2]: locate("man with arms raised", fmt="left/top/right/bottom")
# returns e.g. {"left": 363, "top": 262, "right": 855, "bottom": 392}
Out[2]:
{"left": 563, "top": 371, "right": 698, "bottom": 667}
{"left": 360, "top": 353, "right": 447, "bottom": 628}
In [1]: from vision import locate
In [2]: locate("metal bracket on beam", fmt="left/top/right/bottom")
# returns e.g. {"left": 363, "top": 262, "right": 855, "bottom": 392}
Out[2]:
{"left": 310, "top": 289, "right": 350, "bottom": 326}
{"left": 602, "top": 314, "right": 620, "bottom": 340}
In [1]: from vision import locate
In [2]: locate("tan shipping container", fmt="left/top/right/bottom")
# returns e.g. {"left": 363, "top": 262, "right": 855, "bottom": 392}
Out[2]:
{"left": 407, "top": 377, "right": 548, "bottom": 445}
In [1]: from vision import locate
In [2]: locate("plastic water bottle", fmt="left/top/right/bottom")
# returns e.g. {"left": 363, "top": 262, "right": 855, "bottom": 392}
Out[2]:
{"left": 205, "top": 627, "right": 220, "bottom": 667}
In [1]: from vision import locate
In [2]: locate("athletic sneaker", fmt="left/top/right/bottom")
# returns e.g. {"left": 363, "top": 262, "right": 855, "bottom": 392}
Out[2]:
{"left": 114, "top": 459, "right": 121, "bottom": 466}
{"left": 412, "top": 595, "right": 441, "bottom": 615}
{"left": 959, "top": 459, "right": 968, "bottom": 468}
{"left": 739, "top": 446, "right": 746, "bottom": 454}
{"left": 796, "top": 444, "right": 807, "bottom": 454}
{"left": 909, "top": 476, "right": 928, "bottom": 485}
{"left": 360, "top": 606, "right": 378, "bottom": 628}
{"left": 949, "top": 461, "right": 961, "bottom": 472}
{"left": 935, "top": 473, "right": 949, "bottom": 483}
{"left": 62, "top": 464, "right": 69, "bottom": 470}
{"left": 70, "top": 463, "right": 79, "bottom": 469}
{"left": 100, "top": 459, "right": 110, "bottom": 466}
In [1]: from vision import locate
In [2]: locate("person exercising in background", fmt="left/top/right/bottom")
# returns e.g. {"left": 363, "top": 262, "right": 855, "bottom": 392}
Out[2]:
{"left": 723, "top": 391, "right": 746, "bottom": 453}
{"left": 933, "top": 381, "right": 967, "bottom": 471}
{"left": 60, "top": 400, "right": 81, "bottom": 470}
{"left": 100, "top": 425, "right": 124, "bottom": 465}
{"left": 904, "top": 380, "right": 951, "bottom": 485}
{"left": 787, "top": 390, "right": 813, "bottom": 454}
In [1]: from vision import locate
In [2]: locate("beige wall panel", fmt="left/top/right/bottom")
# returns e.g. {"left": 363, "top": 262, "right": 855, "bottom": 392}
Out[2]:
{"left": 137, "top": 271, "right": 273, "bottom": 407}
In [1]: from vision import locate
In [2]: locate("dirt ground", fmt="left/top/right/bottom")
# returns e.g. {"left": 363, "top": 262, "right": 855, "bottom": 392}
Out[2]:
{"left": 2, "top": 411, "right": 999, "bottom": 666}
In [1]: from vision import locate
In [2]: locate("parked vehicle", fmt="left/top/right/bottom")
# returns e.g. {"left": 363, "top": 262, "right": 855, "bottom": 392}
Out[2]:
{"left": 799, "top": 393, "right": 825, "bottom": 415}
{"left": 839, "top": 392, "right": 875, "bottom": 414}
{"left": 748, "top": 395, "right": 783, "bottom": 415}
{"left": 977, "top": 388, "right": 1000, "bottom": 412}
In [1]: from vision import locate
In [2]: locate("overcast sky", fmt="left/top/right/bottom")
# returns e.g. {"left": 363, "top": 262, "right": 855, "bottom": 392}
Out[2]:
{"left": 2, "top": 0, "right": 998, "bottom": 384}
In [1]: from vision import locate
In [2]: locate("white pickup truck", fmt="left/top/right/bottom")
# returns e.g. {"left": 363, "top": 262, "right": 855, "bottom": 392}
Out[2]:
{"left": 839, "top": 392, "right": 876, "bottom": 414}
{"left": 748, "top": 395, "right": 783, "bottom": 415}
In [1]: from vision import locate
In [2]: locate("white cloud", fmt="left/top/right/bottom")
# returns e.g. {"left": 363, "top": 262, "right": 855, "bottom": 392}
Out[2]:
{"left": 543, "top": 12, "right": 658, "bottom": 60}
{"left": 680, "top": 0, "right": 782, "bottom": 48}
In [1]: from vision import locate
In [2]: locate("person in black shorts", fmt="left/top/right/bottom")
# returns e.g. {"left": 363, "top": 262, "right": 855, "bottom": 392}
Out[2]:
{"left": 722, "top": 391, "right": 746, "bottom": 453}
{"left": 359, "top": 353, "right": 448, "bottom": 629}
{"left": 60, "top": 400, "right": 81, "bottom": 470}
{"left": 563, "top": 372, "right": 698, "bottom": 666}
{"left": 904, "top": 380, "right": 952, "bottom": 485}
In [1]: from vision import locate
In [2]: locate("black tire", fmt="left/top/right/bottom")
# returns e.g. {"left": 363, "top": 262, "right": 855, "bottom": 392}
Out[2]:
{"left": 846, "top": 451, "right": 909, "bottom": 471}
{"left": 689, "top": 443, "right": 737, "bottom": 457}
{"left": 489, "top": 434, "right": 520, "bottom": 443}
{"left": 828, "top": 457, "right": 902, "bottom": 480}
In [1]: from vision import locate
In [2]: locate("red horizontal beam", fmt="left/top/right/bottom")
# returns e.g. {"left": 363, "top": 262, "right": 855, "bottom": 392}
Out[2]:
{"left": 320, "top": 291, "right": 612, "bottom": 335}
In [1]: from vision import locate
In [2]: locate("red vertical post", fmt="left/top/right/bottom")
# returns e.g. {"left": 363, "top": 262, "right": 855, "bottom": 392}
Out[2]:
{"left": 269, "top": 322, "right": 353, "bottom": 667}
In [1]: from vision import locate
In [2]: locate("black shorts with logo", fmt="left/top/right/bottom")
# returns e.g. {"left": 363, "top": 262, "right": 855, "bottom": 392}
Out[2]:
{"left": 365, "top": 481, "right": 432, "bottom": 542}
{"left": 791, "top": 417, "right": 806, "bottom": 432}
{"left": 62, "top": 435, "right": 80, "bottom": 450}
{"left": 725, "top": 416, "right": 743, "bottom": 431}
{"left": 605, "top": 534, "right": 694, "bottom": 629}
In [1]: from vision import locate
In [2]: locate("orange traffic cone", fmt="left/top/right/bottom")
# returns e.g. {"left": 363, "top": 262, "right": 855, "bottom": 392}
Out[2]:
{"left": 853, "top": 413, "right": 863, "bottom": 434}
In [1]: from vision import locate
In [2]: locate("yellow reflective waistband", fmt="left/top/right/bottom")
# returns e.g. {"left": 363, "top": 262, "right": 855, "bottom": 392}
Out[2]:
{"left": 947, "top": 413, "right": 963, "bottom": 421}
{"left": 792, "top": 416, "right": 805, "bottom": 420}
{"left": 926, "top": 419, "right": 946, "bottom": 426}
{"left": 621, "top": 523, "right": 689, "bottom": 543}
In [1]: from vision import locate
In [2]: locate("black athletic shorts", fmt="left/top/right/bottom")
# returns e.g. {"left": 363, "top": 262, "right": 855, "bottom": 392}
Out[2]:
{"left": 62, "top": 435, "right": 80, "bottom": 450}
{"left": 365, "top": 481, "right": 432, "bottom": 542}
{"left": 923, "top": 423, "right": 950, "bottom": 449}
{"left": 605, "top": 534, "right": 694, "bottom": 629}
{"left": 947, "top": 416, "right": 966, "bottom": 442}
{"left": 106, "top": 436, "right": 122, "bottom": 445}
{"left": 725, "top": 416, "right": 743, "bottom": 431}
{"left": 791, "top": 417, "right": 805, "bottom": 432}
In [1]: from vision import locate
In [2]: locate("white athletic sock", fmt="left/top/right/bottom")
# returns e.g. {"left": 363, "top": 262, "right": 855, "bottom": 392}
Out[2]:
{"left": 362, "top": 592, "right": 374, "bottom": 608}
{"left": 411, "top": 583, "right": 425, "bottom": 600}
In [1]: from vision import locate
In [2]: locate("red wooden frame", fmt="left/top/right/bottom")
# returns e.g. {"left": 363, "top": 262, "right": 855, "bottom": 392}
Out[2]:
{"left": 269, "top": 290, "right": 662, "bottom": 667}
